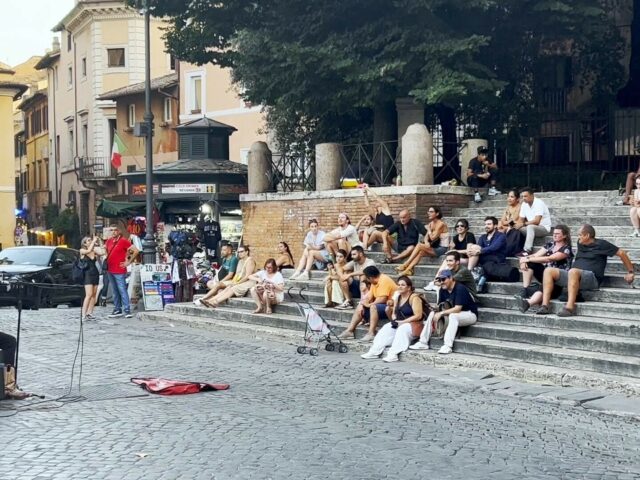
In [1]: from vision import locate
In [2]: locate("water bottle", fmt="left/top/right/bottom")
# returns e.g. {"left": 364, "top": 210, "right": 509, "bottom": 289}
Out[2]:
{"left": 477, "top": 275, "right": 487, "bottom": 293}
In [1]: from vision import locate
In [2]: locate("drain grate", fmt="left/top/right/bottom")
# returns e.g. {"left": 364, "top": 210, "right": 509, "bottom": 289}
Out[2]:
{"left": 43, "top": 382, "right": 150, "bottom": 402}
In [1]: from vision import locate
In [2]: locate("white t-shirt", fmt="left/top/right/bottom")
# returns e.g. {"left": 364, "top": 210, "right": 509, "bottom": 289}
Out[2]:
{"left": 520, "top": 197, "right": 552, "bottom": 231}
{"left": 303, "top": 230, "right": 328, "bottom": 254}
{"left": 330, "top": 224, "right": 362, "bottom": 247}
{"left": 257, "top": 270, "right": 285, "bottom": 285}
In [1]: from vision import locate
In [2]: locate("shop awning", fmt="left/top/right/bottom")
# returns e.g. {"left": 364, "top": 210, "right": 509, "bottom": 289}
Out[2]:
{"left": 96, "top": 199, "right": 163, "bottom": 218}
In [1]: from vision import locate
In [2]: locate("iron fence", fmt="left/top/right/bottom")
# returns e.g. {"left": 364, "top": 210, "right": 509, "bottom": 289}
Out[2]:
{"left": 270, "top": 152, "right": 315, "bottom": 192}
{"left": 341, "top": 141, "right": 400, "bottom": 186}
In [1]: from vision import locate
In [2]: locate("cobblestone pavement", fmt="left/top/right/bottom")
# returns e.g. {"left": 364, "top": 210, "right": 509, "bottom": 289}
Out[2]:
{"left": 1, "top": 305, "right": 639, "bottom": 480}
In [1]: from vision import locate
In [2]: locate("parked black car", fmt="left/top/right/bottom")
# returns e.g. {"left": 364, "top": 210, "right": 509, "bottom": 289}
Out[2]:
{"left": 0, "top": 246, "right": 85, "bottom": 309}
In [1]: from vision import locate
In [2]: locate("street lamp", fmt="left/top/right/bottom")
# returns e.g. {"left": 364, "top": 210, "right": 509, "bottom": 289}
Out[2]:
{"left": 139, "top": 0, "right": 156, "bottom": 264}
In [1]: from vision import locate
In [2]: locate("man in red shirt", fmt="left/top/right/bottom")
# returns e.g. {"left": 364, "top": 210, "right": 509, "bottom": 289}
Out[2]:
{"left": 104, "top": 224, "right": 139, "bottom": 318}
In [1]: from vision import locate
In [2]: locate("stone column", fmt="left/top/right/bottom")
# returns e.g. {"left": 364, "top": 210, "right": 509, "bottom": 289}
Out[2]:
{"left": 248, "top": 141, "right": 272, "bottom": 194}
{"left": 460, "top": 138, "right": 488, "bottom": 182}
{"left": 401, "top": 124, "right": 433, "bottom": 185}
{"left": 396, "top": 97, "right": 425, "bottom": 144}
{"left": 315, "top": 143, "right": 342, "bottom": 191}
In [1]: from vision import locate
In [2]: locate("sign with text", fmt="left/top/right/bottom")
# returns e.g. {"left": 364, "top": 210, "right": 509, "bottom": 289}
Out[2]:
{"left": 140, "top": 264, "right": 175, "bottom": 311}
{"left": 161, "top": 184, "right": 217, "bottom": 194}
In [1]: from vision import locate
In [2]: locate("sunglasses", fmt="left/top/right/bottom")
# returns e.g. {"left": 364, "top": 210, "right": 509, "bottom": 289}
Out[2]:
{"left": 455, "top": 224, "right": 466, "bottom": 228}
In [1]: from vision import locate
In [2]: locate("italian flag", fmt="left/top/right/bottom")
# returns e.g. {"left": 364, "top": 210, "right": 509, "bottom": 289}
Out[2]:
{"left": 111, "top": 132, "right": 126, "bottom": 169}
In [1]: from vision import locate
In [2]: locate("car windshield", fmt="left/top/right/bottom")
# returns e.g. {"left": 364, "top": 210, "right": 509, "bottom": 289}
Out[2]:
{"left": 0, "top": 248, "right": 52, "bottom": 266}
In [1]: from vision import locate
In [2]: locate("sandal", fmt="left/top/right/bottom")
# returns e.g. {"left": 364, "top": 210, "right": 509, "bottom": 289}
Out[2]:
{"left": 536, "top": 305, "right": 551, "bottom": 315}
{"left": 395, "top": 264, "right": 407, "bottom": 272}
{"left": 382, "top": 257, "right": 394, "bottom": 264}
{"left": 399, "top": 269, "right": 414, "bottom": 276}
{"left": 557, "top": 307, "right": 576, "bottom": 317}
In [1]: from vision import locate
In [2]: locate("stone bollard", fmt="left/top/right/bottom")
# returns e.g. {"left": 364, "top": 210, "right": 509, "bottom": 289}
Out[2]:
{"left": 315, "top": 143, "right": 342, "bottom": 191}
{"left": 248, "top": 141, "right": 272, "bottom": 194}
{"left": 460, "top": 139, "right": 488, "bottom": 184}
{"left": 401, "top": 124, "right": 433, "bottom": 185}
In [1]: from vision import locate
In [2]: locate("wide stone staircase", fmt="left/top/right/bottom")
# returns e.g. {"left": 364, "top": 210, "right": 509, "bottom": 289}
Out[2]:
{"left": 142, "top": 190, "right": 640, "bottom": 386}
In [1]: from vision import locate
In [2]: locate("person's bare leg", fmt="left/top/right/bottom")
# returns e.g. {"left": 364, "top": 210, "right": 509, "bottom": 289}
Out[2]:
{"left": 368, "top": 305, "right": 379, "bottom": 335}
{"left": 528, "top": 291, "right": 543, "bottom": 306}
{"left": 265, "top": 296, "right": 274, "bottom": 314}
{"left": 391, "top": 245, "right": 415, "bottom": 262}
{"left": 623, "top": 171, "right": 637, "bottom": 203}
{"left": 339, "top": 279, "right": 352, "bottom": 301}
{"left": 341, "top": 306, "right": 364, "bottom": 336}
{"left": 631, "top": 207, "right": 640, "bottom": 228}
{"left": 382, "top": 232, "right": 393, "bottom": 259}
{"left": 467, "top": 255, "right": 479, "bottom": 270}
{"left": 82, "top": 284, "right": 93, "bottom": 318}
{"left": 565, "top": 268, "right": 582, "bottom": 311}
{"left": 87, "top": 285, "right": 98, "bottom": 315}
{"left": 250, "top": 287, "right": 263, "bottom": 313}
{"left": 522, "top": 268, "right": 534, "bottom": 288}
{"left": 212, "top": 286, "right": 239, "bottom": 306}
{"left": 541, "top": 268, "right": 560, "bottom": 306}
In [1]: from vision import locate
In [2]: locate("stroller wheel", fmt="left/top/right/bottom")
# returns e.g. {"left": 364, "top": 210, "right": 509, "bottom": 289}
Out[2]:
{"left": 325, "top": 344, "right": 335, "bottom": 352}
{"left": 309, "top": 348, "right": 319, "bottom": 356}
{"left": 338, "top": 344, "right": 349, "bottom": 353}
{"left": 296, "top": 346, "right": 307, "bottom": 354}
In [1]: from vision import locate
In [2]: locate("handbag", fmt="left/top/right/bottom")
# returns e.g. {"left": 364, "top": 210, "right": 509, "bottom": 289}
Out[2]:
{"left": 101, "top": 238, "right": 121, "bottom": 274}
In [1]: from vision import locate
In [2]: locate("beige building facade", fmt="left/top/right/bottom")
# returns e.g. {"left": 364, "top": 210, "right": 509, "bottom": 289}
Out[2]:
{"left": 37, "top": 0, "right": 174, "bottom": 237}
{"left": 178, "top": 62, "right": 268, "bottom": 164}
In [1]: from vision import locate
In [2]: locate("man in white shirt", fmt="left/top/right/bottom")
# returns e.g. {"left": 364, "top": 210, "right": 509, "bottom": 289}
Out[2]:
{"left": 514, "top": 187, "right": 552, "bottom": 256}
{"left": 324, "top": 213, "right": 362, "bottom": 257}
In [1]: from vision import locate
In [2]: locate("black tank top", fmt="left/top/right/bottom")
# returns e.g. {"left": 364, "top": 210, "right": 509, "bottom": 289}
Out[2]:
{"left": 376, "top": 212, "right": 394, "bottom": 230}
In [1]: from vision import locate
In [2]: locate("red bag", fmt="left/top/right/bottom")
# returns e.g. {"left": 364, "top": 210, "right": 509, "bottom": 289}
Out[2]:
{"left": 131, "top": 377, "right": 229, "bottom": 395}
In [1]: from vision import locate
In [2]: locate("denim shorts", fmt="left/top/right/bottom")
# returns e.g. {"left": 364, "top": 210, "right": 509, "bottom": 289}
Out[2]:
{"left": 362, "top": 303, "right": 389, "bottom": 321}
{"left": 555, "top": 269, "right": 600, "bottom": 291}
{"left": 433, "top": 246, "right": 448, "bottom": 257}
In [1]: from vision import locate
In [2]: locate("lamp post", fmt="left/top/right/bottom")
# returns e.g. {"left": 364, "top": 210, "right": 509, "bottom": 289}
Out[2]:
{"left": 141, "top": 0, "right": 156, "bottom": 264}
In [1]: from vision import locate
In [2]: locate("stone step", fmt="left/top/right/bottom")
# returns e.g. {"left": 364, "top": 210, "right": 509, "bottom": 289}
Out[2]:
{"left": 466, "top": 322, "right": 640, "bottom": 357}
{"left": 160, "top": 303, "right": 640, "bottom": 379}
{"left": 452, "top": 337, "right": 640, "bottom": 378}
{"left": 454, "top": 205, "right": 630, "bottom": 217}
{"left": 475, "top": 190, "right": 620, "bottom": 200}
{"left": 468, "top": 193, "right": 621, "bottom": 209}
{"left": 474, "top": 307, "right": 640, "bottom": 339}
{"left": 464, "top": 216, "right": 633, "bottom": 227}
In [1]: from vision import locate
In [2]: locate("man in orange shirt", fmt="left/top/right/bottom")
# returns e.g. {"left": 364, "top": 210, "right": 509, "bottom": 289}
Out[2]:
{"left": 338, "top": 266, "right": 397, "bottom": 342}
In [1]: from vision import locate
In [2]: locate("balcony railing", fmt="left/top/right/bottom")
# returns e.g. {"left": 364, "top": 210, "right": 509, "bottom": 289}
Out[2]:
{"left": 539, "top": 88, "right": 568, "bottom": 114}
{"left": 78, "top": 157, "right": 117, "bottom": 181}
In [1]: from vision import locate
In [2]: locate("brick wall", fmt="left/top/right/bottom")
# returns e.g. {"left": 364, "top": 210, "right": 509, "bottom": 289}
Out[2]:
{"left": 240, "top": 186, "right": 474, "bottom": 265}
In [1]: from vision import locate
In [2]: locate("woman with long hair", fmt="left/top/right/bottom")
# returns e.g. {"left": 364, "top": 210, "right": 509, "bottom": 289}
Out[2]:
{"left": 275, "top": 241, "right": 295, "bottom": 270}
{"left": 323, "top": 249, "right": 349, "bottom": 307}
{"left": 500, "top": 189, "right": 525, "bottom": 256}
{"left": 290, "top": 219, "right": 332, "bottom": 281}
{"left": 515, "top": 224, "right": 573, "bottom": 313}
{"left": 79, "top": 235, "right": 102, "bottom": 320}
{"left": 360, "top": 276, "right": 428, "bottom": 362}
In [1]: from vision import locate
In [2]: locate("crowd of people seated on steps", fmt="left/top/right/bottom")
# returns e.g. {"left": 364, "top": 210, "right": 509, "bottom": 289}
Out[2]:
{"left": 193, "top": 180, "right": 637, "bottom": 357}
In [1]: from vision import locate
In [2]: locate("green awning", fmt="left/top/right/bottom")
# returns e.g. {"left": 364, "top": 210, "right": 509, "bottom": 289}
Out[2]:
{"left": 96, "top": 199, "right": 163, "bottom": 218}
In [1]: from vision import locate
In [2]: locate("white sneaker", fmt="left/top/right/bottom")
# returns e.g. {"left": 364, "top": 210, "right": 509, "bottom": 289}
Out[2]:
{"left": 438, "top": 345, "right": 453, "bottom": 354}
{"left": 335, "top": 300, "right": 353, "bottom": 310}
{"left": 474, "top": 192, "right": 482, "bottom": 203}
{"left": 423, "top": 281, "right": 438, "bottom": 292}
{"left": 488, "top": 187, "right": 500, "bottom": 196}
{"left": 360, "top": 351, "right": 380, "bottom": 359}
{"left": 297, "top": 271, "right": 310, "bottom": 281}
{"left": 409, "top": 342, "right": 429, "bottom": 350}
{"left": 382, "top": 354, "right": 399, "bottom": 362}
{"left": 289, "top": 272, "right": 300, "bottom": 280}
{"left": 630, "top": 231, "right": 640, "bottom": 237}
{"left": 194, "top": 298, "right": 202, "bottom": 306}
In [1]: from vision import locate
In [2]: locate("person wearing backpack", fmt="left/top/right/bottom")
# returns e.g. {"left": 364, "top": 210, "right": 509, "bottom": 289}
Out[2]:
{"left": 360, "top": 276, "right": 429, "bottom": 362}
{"left": 79, "top": 235, "right": 102, "bottom": 321}
{"left": 104, "top": 224, "right": 139, "bottom": 318}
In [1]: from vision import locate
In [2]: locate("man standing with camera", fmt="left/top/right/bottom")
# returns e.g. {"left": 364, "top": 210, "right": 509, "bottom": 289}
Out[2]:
{"left": 105, "top": 224, "right": 139, "bottom": 318}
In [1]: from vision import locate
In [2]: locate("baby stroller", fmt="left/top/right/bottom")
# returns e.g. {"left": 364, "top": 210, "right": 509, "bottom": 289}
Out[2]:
{"left": 289, "top": 287, "right": 349, "bottom": 356}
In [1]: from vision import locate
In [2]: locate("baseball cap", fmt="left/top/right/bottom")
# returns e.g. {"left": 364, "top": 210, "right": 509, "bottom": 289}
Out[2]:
{"left": 436, "top": 269, "right": 454, "bottom": 281}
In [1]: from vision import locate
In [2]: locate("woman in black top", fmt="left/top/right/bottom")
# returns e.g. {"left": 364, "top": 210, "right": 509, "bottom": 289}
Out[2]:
{"left": 362, "top": 186, "right": 394, "bottom": 249}
{"left": 79, "top": 235, "right": 102, "bottom": 321}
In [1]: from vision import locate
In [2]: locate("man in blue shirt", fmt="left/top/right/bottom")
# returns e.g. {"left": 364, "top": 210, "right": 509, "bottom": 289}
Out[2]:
{"left": 410, "top": 269, "right": 478, "bottom": 354}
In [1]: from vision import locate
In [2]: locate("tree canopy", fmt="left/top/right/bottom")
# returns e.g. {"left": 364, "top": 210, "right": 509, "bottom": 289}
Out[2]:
{"left": 144, "top": 0, "right": 625, "bottom": 151}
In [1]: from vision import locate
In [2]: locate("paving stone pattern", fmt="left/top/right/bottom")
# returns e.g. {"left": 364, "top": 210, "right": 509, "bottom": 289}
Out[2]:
{"left": 1, "top": 306, "right": 639, "bottom": 480}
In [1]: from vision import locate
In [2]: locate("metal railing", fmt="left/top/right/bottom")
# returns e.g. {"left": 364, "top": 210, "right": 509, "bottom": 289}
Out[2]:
{"left": 78, "top": 157, "right": 117, "bottom": 181}
{"left": 270, "top": 152, "right": 315, "bottom": 192}
{"left": 341, "top": 141, "right": 400, "bottom": 186}
{"left": 539, "top": 88, "right": 568, "bottom": 114}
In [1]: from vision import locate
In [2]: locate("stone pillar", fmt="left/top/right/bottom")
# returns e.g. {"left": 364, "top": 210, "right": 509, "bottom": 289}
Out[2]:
{"left": 315, "top": 143, "right": 342, "bottom": 191}
{"left": 401, "top": 124, "right": 433, "bottom": 186}
{"left": 396, "top": 97, "right": 425, "bottom": 143}
{"left": 460, "top": 138, "right": 488, "bottom": 182}
{"left": 248, "top": 141, "right": 272, "bottom": 194}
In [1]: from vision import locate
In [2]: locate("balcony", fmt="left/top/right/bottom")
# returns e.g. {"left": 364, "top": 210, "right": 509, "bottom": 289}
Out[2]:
{"left": 78, "top": 157, "right": 117, "bottom": 182}
{"left": 538, "top": 88, "right": 568, "bottom": 114}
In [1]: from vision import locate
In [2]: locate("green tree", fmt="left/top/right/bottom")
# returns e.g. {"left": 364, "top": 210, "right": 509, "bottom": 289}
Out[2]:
{"left": 146, "top": 0, "right": 624, "bottom": 160}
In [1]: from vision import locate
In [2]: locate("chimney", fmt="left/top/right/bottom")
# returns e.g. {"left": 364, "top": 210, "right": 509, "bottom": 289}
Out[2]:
{"left": 52, "top": 37, "right": 60, "bottom": 51}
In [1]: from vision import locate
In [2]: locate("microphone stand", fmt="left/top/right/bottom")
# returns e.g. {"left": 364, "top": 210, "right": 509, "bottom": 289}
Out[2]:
{"left": 14, "top": 282, "right": 24, "bottom": 384}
